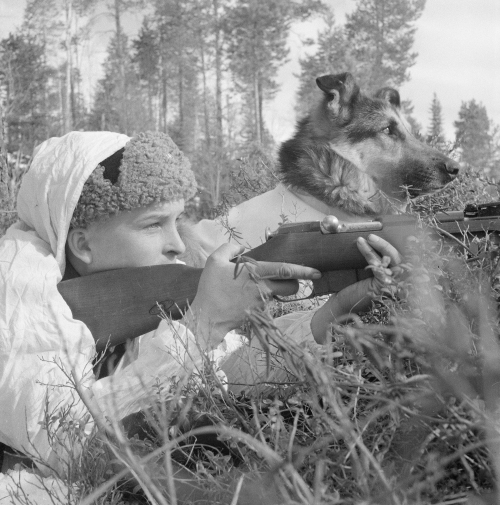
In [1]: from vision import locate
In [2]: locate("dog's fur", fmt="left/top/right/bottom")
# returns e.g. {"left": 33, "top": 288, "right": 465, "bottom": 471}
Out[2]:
{"left": 184, "top": 72, "right": 460, "bottom": 264}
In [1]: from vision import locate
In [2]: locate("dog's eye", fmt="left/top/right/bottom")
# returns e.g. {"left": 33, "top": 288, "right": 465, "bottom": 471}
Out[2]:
{"left": 382, "top": 126, "right": 392, "bottom": 135}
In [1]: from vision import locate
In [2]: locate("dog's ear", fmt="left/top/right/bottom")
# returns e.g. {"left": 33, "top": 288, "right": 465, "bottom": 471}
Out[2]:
{"left": 316, "top": 73, "right": 359, "bottom": 116}
{"left": 374, "top": 87, "right": 401, "bottom": 108}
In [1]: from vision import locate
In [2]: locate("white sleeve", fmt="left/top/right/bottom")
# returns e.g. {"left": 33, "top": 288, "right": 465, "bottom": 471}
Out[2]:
{"left": 273, "top": 310, "right": 316, "bottom": 345}
{"left": 91, "top": 319, "right": 205, "bottom": 421}
{"left": 0, "top": 232, "right": 96, "bottom": 468}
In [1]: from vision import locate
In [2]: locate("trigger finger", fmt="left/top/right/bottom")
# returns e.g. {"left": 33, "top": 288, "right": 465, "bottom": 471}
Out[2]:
{"left": 255, "top": 262, "right": 321, "bottom": 281}
{"left": 357, "top": 237, "right": 382, "bottom": 265}
{"left": 367, "top": 234, "right": 402, "bottom": 265}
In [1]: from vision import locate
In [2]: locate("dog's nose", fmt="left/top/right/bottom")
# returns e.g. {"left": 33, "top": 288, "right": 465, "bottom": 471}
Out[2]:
{"left": 444, "top": 159, "right": 460, "bottom": 178}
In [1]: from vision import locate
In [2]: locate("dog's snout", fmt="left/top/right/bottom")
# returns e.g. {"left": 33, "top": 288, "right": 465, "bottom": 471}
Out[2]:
{"left": 434, "top": 158, "right": 460, "bottom": 179}
{"left": 445, "top": 159, "right": 460, "bottom": 177}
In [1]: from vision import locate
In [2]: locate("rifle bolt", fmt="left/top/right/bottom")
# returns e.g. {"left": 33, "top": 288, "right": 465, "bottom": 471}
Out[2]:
{"left": 321, "top": 215, "right": 341, "bottom": 234}
{"left": 265, "top": 227, "right": 278, "bottom": 240}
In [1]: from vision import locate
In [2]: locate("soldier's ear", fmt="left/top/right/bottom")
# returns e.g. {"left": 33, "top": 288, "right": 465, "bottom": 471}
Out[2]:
{"left": 375, "top": 87, "right": 401, "bottom": 108}
{"left": 66, "top": 227, "right": 93, "bottom": 265}
{"left": 316, "top": 72, "right": 359, "bottom": 116}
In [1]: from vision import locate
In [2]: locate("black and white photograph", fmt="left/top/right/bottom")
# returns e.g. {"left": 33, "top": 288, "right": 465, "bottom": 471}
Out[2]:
{"left": 0, "top": 1, "right": 499, "bottom": 503}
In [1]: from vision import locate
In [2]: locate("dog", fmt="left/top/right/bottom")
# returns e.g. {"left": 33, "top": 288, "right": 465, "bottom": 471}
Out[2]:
{"left": 183, "top": 72, "right": 460, "bottom": 266}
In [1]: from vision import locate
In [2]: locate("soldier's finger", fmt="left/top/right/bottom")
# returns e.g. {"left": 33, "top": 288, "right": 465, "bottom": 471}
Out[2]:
{"left": 356, "top": 237, "right": 384, "bottom": 265}
{"left": 366, "top": 234, "right": 402, "bottom": 265}
{"left": 254, "top": 262, "right": 322, "bottom": 281}
{"left": 209, "top": 242, "right": 246, "bottom": 263}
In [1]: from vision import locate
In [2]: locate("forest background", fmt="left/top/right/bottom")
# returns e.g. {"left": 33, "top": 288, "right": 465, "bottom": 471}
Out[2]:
{"left": 1, "top": 0, "right": 500, "bottom": 227}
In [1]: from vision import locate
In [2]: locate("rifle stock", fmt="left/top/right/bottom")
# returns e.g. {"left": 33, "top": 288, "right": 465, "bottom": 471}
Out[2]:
{"left": 58, "top": 203, "right": 500, "bottom": 349}
{"left": 58, "top": 264, "right": 202, "bottom": 350}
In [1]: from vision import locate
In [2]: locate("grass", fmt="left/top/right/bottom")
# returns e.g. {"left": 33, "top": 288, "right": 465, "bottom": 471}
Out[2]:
{"left": 3, "top": 152, "right": 500, "bottom": 503}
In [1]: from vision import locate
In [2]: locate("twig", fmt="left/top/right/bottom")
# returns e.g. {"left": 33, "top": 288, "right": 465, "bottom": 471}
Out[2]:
{"left": 429, "top": 223, "right": 475, "bottom": 255}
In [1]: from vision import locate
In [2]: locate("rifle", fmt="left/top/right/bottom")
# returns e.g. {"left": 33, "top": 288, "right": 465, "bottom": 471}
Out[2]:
{"left": 58, "top": 202, "right": 500, "bottom": 350}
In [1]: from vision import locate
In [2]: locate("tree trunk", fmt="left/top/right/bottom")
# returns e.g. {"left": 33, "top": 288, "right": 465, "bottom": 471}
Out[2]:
{"left": 213, "top": 0, "right": 223, "bottom": 149}
{"left": 214, "top": 167, "right": 220, "bottom": 207}
{"left": 258, "top": 77, "right": 264, "bottom": 143}
{"left": 178, "top": 62, "right": 184, "bottom": 147}
{"left": 148, "top": 81, "right": 153, "bottom": 126}
{"left": 0, "top": 102, "right": 8, "bottom": 191}
{"left": 226, "top": 95, "right": 233, "bottom": 145}
{"left": 114, "top": 0, "right": 128, "bottom": 134}
{"left": 160, "top": 51, "right": 168, "bottom": 133}
{"left": 63, "top": 0, "right": 73, "bottom": 133}
{"left": 59, "top": 68, "right": 65, "bottom": 135}
{"left": 70, "top": 61, "right": 76, "bottom": 128}
{"left": 199, "top": 39, "right": 211, "bottom": 148}
{"left": 254, "top": 74, "right": 261, "bottom": 144}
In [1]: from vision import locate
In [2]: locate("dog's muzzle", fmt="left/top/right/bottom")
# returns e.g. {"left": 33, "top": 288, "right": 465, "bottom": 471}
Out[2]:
{"left": 442, "top": 159, "right": 461, "bottom": 179}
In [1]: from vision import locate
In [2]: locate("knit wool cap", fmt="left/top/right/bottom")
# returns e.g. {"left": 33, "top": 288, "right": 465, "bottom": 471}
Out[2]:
{"left": 71, "top": 131, "right": 197, "bottom": 228}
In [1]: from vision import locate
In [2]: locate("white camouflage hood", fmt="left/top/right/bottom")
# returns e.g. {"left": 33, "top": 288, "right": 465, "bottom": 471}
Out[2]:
{"left": 17, "top": 131, "right": 130, "bottom": 272}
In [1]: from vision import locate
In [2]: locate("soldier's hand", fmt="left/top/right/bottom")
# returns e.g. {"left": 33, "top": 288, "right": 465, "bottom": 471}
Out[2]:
{"left": 184, "top": 243, "right": 321, "bottom": 348}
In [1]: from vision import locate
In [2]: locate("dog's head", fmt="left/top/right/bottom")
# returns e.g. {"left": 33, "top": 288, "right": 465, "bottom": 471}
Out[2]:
{"left": 313, "top": 72, "right": 460, "bottom": 200}
{"left": 280, "top": 73, "right": 460, "bottom": 215}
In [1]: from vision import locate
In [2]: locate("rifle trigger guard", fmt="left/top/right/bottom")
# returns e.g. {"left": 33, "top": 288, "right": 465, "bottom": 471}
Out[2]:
{"left": 149, "top": 299, "right": 175, "bottom": 316}
{"left": 273, "top": 294, "right": 315, "bottom": 303}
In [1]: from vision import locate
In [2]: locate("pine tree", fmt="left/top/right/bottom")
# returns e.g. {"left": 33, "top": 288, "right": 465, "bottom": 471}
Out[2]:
{"left": 427, "top": 93, "right": 444, "bottom": 142}
{"left": 108, "top": 0, "right": 145, "bottom": 135}
{"left": 344, "top": 0, "right": 426, "bottom": 91}
{"left": 22, "top": 0, "right": 98, "bottom": 134}
{"left": 295, "top": 12, "right": 353, "bottom": 116}
{"left": 454, "top": 100, "right": 495, "bottom": 174}
{"left": 0, "top": 34, "right": 52, "bottom": 232}
{"left": 224, "top": 0, "right": 322, "bottom": 145}
{"left": 132, "top": 19, "right": 160, "bottom": 130}
{"left": 89, "top": 33, "right": 143, "bottom": 133}
{"left": 152, "top": 0, "right": 204, "bottom": 152}
{"left": 224, "top": 0, "right": 286, "bottom": 145}
{"left": 0, "top": 33, "right": 56, "bottom": 152}
{"left": 22, "top": 0, "right": 61, "bottom": 50}
{"left": 297, "top": 0, "right": 425, "bottom": 111}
